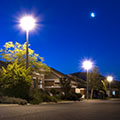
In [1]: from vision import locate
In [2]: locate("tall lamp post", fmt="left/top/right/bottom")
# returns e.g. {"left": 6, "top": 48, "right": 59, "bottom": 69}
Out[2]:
{"left": 82, "top": 60, "right": 93, "bottom": 99}
{"left": 107, "top": 76, "right": 113, "bottom": 97}
{"left": 19, "top": 15, "right": 36, "bottom": 69}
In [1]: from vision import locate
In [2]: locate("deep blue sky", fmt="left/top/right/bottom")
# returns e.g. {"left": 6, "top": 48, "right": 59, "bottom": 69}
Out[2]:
{"left": 0, "top": 0, "right": 120, "bottom": 80}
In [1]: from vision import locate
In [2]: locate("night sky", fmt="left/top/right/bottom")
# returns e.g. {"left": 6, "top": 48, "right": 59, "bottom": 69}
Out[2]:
{"left": 0, "top": 0, "right": 120, "bottom": 80}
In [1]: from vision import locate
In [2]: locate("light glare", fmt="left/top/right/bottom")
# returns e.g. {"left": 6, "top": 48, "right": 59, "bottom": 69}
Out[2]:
{"left": 20, "top": 16, "right": 36, "bottom": 31}
{"left": 82, "top": 60, "right": 93, "bottom": 70}
{"left": 107, "top": 76, "right": 113, "bottom": 82}
{"left": 91, "top": 12, "right": 95, "bottom": 18}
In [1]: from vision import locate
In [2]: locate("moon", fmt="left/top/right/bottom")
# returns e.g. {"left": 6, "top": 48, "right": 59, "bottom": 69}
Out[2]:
{"left": 90, "top": 12, "right": 95, "bottom": 18}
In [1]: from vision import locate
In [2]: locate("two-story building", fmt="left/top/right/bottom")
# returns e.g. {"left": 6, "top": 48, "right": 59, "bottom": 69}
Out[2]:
{"left": 0, "top": 60, "right": 85, "bottom": 96}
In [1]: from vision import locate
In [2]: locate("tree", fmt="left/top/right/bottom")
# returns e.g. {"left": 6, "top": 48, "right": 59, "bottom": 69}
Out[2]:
{"left": 0, "top": 60, "right": 32, "bottom": 99}
{"left": 0, "top": 41, "right": 50, "bottom": 74}
{"left": 101, "top": 80, "right": 107, "bottom": 92}
{"left": 89, "top": 67, "right": 103, "bottom": 99}
{"left": 60, "top": 77, "right": 71, "bottom": 98}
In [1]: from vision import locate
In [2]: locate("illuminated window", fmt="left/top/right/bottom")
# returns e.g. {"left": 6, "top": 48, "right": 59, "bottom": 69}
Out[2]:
{"left": 112, "top": 91, "right": 115, "bottom": 95}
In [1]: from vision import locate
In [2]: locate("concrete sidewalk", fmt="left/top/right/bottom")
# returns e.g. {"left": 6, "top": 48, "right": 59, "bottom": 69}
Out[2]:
{"left": 82, "top": 98, "right": 120, "bottom": 103}
{"left": 0, "top": 101, "right": 79, "bottom": 107}
{"left": 0, "top": 104, "right": 19, "bottom": 107}
{"left": 41, "top": 100, "right": 79, "bottom": 105}
{"left": 1, "top": 98, "right": 120, "bottom": 106}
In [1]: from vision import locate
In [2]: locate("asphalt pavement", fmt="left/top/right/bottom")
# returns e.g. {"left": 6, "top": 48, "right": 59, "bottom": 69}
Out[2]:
{"left": 0, "top": 100, "right": 120, "bottom": 120}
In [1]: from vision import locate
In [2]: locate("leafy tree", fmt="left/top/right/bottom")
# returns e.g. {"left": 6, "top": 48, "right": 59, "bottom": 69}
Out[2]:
{"left": 101, "top": 80, "right": 107, "bottom": 92}
{"left": 0, "top": 41, "right": 50, "bottom": 74}
{"left": 89, "top": 67, "right": 103, "bottom": 99}
{"left": 0, "top": 60, "right": 32, "bottom": 99}
{"left": 60, "top": 77, "right": 71, "bottom": 98}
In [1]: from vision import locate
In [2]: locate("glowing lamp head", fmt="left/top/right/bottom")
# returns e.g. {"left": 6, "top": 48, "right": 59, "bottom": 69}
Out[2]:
{"left": 82, "top": 60, "right": 93, "bottom": 70}
{"left": 90, "top": 12, "right": 95, "bottom": 18}
{"left": 20, "top": 15, "right": 36, "bottom": 32}
{"left": 107, "top": 76, "right": 113, "bottom": 82}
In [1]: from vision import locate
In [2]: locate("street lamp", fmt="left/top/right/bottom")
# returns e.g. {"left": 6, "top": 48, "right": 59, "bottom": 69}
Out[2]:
{"left": 107, "top": 76, "right": 113, "bottom": 83}
{"left": 19, "top": 15, "right": 36, "bottom": 69}
{"left": 90, "top": 12, "right": 95, "bottom": 18}
{"left": 107, "top": 76, "right": 113, "bottom": 97}
{"left": 82, "top": 60, "right": 93, "bottom": 99}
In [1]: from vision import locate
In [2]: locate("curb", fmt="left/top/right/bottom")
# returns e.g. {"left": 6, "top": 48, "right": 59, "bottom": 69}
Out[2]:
{"left": 0, "top": 101, "right": 81, "bottom": 106}
{"left": 40, "top": 101, "right": 80, "bottom": 105}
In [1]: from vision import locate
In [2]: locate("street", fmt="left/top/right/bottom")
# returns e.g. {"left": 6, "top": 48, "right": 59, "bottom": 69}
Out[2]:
{"left": 0, "top": 100, "right": 120, "bottom": 120}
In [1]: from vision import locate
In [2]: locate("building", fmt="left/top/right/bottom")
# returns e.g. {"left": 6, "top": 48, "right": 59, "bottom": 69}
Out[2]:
{"left": 67, "top": 72, "right": 86, "bottom": 97}
{"left": 44, "top": 68, "right": 78, "bottom": 92}
{"left": 2, "top": 60, "right": 119, "bottom": 98}
{"left": 0, "top": 60, "right": 81, "bottom": 94}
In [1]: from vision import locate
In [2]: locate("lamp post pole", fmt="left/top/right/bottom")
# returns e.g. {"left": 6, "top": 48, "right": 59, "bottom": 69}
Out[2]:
{"left": 109, "top": 82, "right": 112, "bottom": 97}
{"left": 82, "top": 60, "right": 93, "bottom": 99}
{"left": 26, "top": 31, "right": 29, "bottom": 69}
{"left": 86, "top": 69, "right": 89, "bottom": 99}
{"left": 19, "top": 15, "right": 36, "bottom": 69}
{"left": 107, "top": 76, "right": 113, "bottom": 97}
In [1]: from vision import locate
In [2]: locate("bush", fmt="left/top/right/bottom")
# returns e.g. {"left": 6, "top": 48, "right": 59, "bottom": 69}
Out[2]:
{"left": 98, "top": 90, "right": 108, "bottom": 99}
{"left": 42, "top": 95, "right": 57, "bottom": 102}
{"left": 0, "top": 92, "right": 3, "bottom": 97}
{"left": 50, "top": 89, "right": 57, "bottom": 96}
{"left": 0, "top": 96, "right": 28, "bottom": 105}
{"left": 29, "top": 89, "right": 43, "bottom": 104}
{"left": 29, "top": 89, "right": 58, "bottom": 104}
{"left": 75, "top": 93, "right": 82, "bottom": 99}
{"left": 0, "top": 60, "right": 32, "bottom": 100}
{"left": 61, "top": 92, "right": 82, "bottom": 101}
